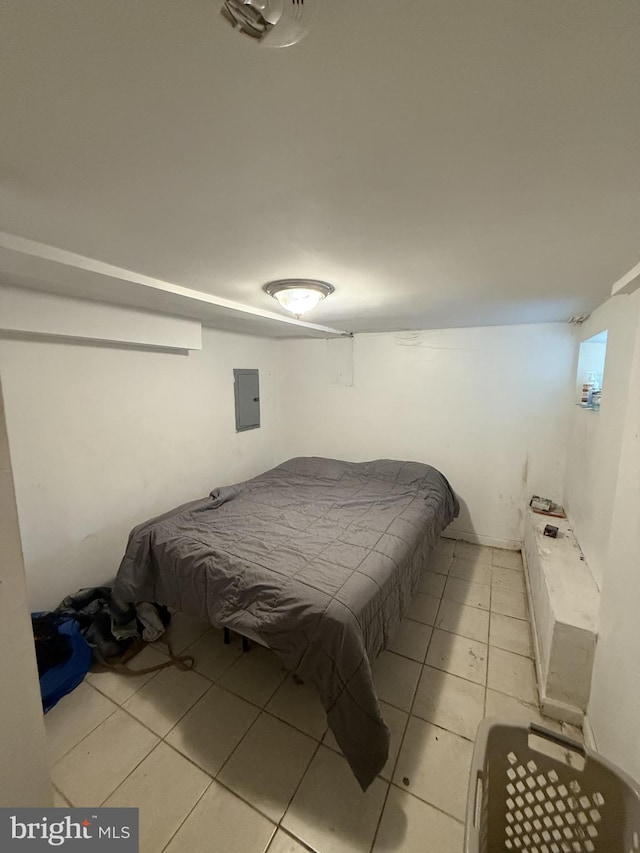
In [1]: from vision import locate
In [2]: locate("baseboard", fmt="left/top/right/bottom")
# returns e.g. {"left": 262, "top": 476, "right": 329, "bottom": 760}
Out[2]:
{"left": 441, "top": 530, "right": 521, "bottom": 550}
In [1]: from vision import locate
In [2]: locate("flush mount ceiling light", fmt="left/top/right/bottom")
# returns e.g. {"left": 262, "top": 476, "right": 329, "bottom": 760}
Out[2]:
{"left": 220, "top": 0, "right": 317, "bottom": 48}
{"left": 264, "top": 279, "right": 334, "bottom": 317}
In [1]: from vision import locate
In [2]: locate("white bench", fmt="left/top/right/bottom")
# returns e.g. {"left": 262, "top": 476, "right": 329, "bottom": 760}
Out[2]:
{"left": 523, "top": 509, "right": 600, "bottom": 725}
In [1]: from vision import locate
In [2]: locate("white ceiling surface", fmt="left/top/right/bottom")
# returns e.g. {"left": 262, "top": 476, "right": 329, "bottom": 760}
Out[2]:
{"left": 0, "top": 233, "right": 347, "bottom": 339}
{"left": 1, "top": 0, "right": 639, "bottom": 334}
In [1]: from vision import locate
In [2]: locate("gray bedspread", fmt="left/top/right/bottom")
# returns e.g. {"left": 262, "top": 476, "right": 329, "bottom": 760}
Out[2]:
{"left": 113, "top": 457, "right": 459, "bottom": 790}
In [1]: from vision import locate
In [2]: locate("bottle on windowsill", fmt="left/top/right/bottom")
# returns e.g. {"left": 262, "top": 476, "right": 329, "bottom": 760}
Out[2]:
{"left": 581, "top": 371, "right": 600, "bottom": 407}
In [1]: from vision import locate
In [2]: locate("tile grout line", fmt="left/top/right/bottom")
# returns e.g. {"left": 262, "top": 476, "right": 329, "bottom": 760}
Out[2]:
{"left": 367, "top": 778, "right": 392, "bottom": 852}
{"left": 89, "top": 624, "right": 243, "bottom": 713}
{"left": 184, "top": 633, "right": 245, "bottom": 684}
{"left": 48, "top": 683, "right": 121, "bottom": 769}
{"left": 158, "top": 777, "right": 216, "bottom": 853}
{"left": 121, "top": 627, "right": 290, "bottom": 743}
{"left": 274, "top": 738, "right": 325, "bottom": 850}
{"left": 87, "top": 664, "right": 162, "bottom": 704}
{"left": 375, "top": 544, "right": 502, "bottom": 834}
{"left": 120, "top": 669, "right": 212, "bottom": 739}
{"left": 79, "top": 659, "right": 332, "bottom": 811}
{"left": 201, "top": 774, "right": 281, "bottom": 833}
{"left": 386, "top": 779, "right": 466, "bottom": 830}
{"left": 415, "top": 625, "right": 489, "bottom": 689}
{"left": 485, "top": 554, "right": 494, "bottom": 720}
{"left": 267, "top": 826, "right": 317, "bottom": 853}
{"left": 51, "top": 782, "right": 72, "bottom": 807}
{"left": 91, "top": 672, "right": 327, "bottom": 847}
{"left": 151, "top": 733, "right": 295, "bottom": 837}
{"left": 73, "top": 684, "right": 249, "bottom": 809}
{"left": 212, "top": 680, "right": 306, "bottom": 787}
{"left": 141, "top": 723, "right": 315, "bottom": 852}
{"left": 51, "top": 684, "right": 164, "bottom": 805}
{"left": 487, "top": 549, "right": 553, "bottom": 718}
{"left": 264, "top": 706, "right": 328, "bottom": 744}
{"left": 369, "top": 546, "right": 456, "bottom": 853}
{"left": 97, "top": 738, "right": 167, "bottom": 809}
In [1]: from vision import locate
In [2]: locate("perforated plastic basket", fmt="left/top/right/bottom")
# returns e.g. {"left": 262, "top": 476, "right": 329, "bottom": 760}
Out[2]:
{"left": 465, "top": 720, "right": 640, "bottom": 853}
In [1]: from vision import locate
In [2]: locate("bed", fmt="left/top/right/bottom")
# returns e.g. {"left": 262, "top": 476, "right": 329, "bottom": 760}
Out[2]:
{"left": 113, "top": 456, "right": 459, "bottom": 790}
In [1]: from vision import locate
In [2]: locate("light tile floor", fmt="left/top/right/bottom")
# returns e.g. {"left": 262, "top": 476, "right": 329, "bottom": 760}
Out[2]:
{"left": 45, "top": 540, "right": 583, "bottom": 853}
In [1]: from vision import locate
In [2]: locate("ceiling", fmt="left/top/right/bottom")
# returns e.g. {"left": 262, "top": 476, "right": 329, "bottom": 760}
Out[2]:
{"left": 1, "top": 0, "right": 639, "bottom": 334}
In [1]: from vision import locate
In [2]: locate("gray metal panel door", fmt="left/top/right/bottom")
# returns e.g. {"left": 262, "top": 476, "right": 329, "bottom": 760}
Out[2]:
{"left": 234, "top": 369, "right": 260, "bottom": 431}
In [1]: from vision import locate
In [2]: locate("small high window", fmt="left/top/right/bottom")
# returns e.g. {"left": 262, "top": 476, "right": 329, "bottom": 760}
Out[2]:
{"left": 576, "top": 331, "right": 607, "bottom": 410}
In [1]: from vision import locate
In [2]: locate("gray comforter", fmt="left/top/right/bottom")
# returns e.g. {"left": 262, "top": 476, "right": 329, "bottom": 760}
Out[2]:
{"left": 113, "top": 457, "right": 459, "bottom": 790}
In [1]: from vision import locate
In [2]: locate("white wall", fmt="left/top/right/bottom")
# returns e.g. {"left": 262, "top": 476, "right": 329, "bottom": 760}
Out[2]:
{"left": 0, "top": 283, "right": 202, "bottom": 350}
{"left": 587, "top": 303, "right": 640, "bottom": 780}
{"left": 0, "top": 321, "right": 283, "bottom": 611}
{"left": 0, "top": 379, "right": 52, "bottom": 806}
{"left": 279, "top": 324, "right": 576, "bottom": 547}
{"left": 563, "top": 293, "right": 639, "bottom": 587}
{"left": 562, "top": 290, "right": 640, "bottom": 780}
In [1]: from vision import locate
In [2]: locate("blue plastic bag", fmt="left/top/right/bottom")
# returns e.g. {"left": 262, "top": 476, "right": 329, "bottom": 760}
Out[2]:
{"left": 34, "top": 615, "right": 93, "bottom": 713}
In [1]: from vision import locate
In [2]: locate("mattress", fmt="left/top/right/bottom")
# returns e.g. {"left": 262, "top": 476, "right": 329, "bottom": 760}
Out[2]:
{"left": 113, "top": 456, "right": 459, "bottom": 789}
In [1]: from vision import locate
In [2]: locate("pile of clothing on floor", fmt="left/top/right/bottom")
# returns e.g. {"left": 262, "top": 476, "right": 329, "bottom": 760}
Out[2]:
{"left": 32, "top": 586, "right": 170, "bottom": 712}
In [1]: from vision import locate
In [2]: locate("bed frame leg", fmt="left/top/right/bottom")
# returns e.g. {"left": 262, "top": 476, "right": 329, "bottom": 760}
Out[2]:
{"left": 223, "top": 627, "right": 230, "bottom": 645}
{"left": 242, "top": 635, "right": 250, "bottom": 653}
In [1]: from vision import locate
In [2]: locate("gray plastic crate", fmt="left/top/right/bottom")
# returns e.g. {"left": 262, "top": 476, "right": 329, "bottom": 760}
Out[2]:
{"left": 465, "top": 720, "right": 640, "bottom": 853}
